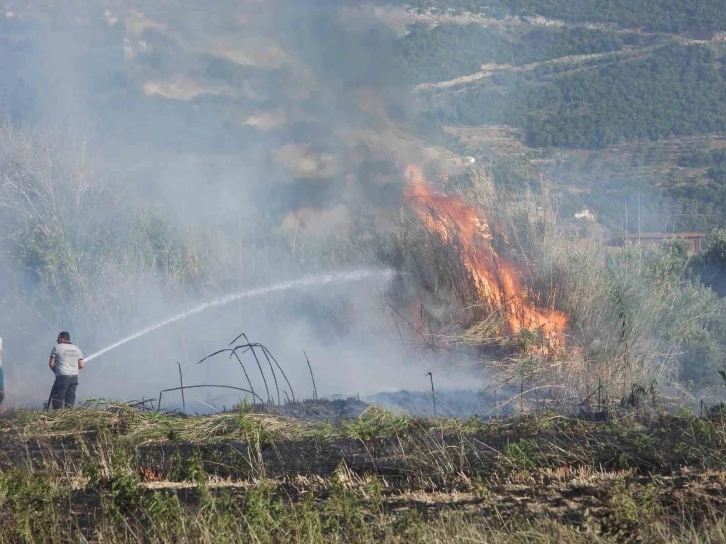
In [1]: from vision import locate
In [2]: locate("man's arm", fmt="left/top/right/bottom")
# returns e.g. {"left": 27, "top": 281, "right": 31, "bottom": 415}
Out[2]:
{"left": 78, "top": 358, "right": 85, "bottom": 370}
{"left": 49, "top": 346, "right": 57, "bottom": 372}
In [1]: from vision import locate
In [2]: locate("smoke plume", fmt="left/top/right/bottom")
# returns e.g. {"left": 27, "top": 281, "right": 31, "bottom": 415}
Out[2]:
{"left": 0, "top": 1, "right": 483, "bottom": 408}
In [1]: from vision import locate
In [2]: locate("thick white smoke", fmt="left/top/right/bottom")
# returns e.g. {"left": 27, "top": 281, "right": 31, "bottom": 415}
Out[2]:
{"left": 0, "top": 1, "right": 485, "bottom": 408}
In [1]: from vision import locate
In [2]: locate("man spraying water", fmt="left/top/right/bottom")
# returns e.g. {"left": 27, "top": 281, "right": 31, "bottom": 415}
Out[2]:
{"left": 48, "top": 332, "right": 85, "bottom": 409}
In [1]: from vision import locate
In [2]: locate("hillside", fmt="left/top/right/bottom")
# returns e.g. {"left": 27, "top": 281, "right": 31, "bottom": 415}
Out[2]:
{"left": 1, "top": 0, "right": 724, "bottom": 235}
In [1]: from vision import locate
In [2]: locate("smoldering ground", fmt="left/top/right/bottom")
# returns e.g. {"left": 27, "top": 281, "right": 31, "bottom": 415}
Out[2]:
{"left": 0, "top": 1, "right": 486, "bottom": 407}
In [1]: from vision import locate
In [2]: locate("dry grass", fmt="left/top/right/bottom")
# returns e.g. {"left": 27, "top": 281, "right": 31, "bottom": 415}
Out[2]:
{"left": 0, "top": 402, "right": 313, "bottom": 445}
{"left": 385, "top": 164, "right": 726, "bottom": 406}
{"left": 2, "top": 403, "right": 726, "bottom": 542}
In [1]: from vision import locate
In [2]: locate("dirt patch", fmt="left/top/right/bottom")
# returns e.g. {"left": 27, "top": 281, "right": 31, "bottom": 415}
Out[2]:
{"left": 143, "top": 75, "right": 236, "bottom": 101}
{"left": 443, "top": 125, "right": 527, "bottom": 156}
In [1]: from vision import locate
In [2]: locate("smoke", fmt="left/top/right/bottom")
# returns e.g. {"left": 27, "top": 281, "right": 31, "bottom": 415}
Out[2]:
{"left": 0, "top": 1, "right": 484, "bottom": 407}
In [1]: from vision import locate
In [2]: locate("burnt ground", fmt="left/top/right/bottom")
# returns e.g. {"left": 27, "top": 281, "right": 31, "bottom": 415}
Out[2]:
{"left": 1, "top": 405, "right": 726, "bottom": 541}
{"left": 239, "top": 388, "right": 521, "bottom": 422}
{"left": 177, "top": 388, "right": 518, "bottom": 421}
{"left": 246, "top": 397, "right": 370, "bottom": 423}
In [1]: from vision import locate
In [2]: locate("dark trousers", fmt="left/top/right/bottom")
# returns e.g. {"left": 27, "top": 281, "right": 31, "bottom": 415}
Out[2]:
{"left": 50, "top": 375, "right": 78, "bottom": 409}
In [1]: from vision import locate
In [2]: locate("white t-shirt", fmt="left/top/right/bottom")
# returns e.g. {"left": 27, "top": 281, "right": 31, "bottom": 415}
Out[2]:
{"left": 50, "top": 343, "right": 83, "bottom": 376}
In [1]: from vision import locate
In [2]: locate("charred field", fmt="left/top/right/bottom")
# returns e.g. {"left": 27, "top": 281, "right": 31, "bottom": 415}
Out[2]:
{"left": 2, "top": 401, "right": 726, "bottom": 543}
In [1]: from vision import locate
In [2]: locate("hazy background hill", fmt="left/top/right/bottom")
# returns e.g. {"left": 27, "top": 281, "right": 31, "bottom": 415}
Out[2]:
{"left": 4, "top": 0, "right": 726, "bottom": 233}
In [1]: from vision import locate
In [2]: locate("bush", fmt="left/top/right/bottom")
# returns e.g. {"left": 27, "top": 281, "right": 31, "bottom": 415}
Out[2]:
{"left": 390, "top": 166, "right": 726, "bottom": 396}
{"left": 0, "top": 122, "right": 213, "bottom": 329}
{"left": 525, "top": 221, "right": 726, "bottom": 394}
{"left": 690, "top": 229, "right": 726, "bottom": 298}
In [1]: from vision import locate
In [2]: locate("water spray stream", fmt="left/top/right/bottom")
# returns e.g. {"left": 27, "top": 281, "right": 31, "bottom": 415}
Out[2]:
{"left": 84, "top": 269, "right": 393, "bottom": 363}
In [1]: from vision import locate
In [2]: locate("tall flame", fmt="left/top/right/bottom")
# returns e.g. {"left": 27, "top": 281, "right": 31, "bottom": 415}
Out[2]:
{"left": 403, "top": 164, "right": 568, "bottom": 354}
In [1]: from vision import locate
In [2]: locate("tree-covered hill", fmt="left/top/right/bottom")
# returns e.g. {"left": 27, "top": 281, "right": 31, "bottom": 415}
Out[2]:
{"left": 382, "top": 0, "right": 726, "bottom": 33}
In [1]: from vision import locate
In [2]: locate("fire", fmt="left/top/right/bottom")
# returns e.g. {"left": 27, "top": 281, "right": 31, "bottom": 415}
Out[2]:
{"left": 402, "top": 164, "right": 568, "bottom": 355}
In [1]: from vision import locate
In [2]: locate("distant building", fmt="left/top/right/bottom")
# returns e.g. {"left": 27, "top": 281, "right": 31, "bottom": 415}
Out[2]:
{"left": 607, "top": 232, "right": 706, "bottom": 255}
{"left": 464, "top": 156, "right": 476, "bottom": 164}
{"left": 574, "top": 208, "right": 595, "bottom": 221}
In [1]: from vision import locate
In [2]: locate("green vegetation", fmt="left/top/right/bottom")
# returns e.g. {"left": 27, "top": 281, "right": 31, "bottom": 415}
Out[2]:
{"left": 410, "top": 29, "right": 726, "bottom": 228}
{"left": 397, "top": 24, "right": 512, "bottom": 84}
{"left": 390, "top": 0, "right": 726, "bottom": 32}
{"left": 429, "top": 45, "right": 726, "bottom": 149}
{"left": 398, "top": 24, "right": 660, "bottom": 84}
{"left": 690, "top": 229, "right": 726, "bottom": 298}
{"left": 525, "top": 45, "right": 726, "bottom": 148}
{"left": 677, "top": 148, "right": 726, "bottom": 168}
{"left": 3, "top": 404, "right": 726, "bottom": 541}
{"left": 0, "top": 123, "right": 212, "bottom": 328}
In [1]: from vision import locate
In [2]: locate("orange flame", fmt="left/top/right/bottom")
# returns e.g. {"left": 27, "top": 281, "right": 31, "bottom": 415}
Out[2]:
{"left": 403, "top": 164, "right": 568, "bottom": 355}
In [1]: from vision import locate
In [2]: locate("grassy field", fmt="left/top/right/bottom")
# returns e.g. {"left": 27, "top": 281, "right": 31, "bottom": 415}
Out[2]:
{"left": 1, "top": 401, "right": 726, "bottom": 542}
